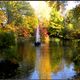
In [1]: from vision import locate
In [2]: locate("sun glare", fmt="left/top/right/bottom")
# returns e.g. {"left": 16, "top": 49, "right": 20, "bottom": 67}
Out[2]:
{"left": 29, "top": 1, "right": 80, "bottom": 18}
{"left": 29, "top": 1, "right": 51, "bottom": 20}
{"left": 29, "top": 1, "right": 39, "bottom": 11}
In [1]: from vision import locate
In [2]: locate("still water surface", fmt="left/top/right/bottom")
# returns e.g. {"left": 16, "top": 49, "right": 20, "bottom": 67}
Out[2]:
{"left": 0, "top": 38, "right": 80, "bottom": 79}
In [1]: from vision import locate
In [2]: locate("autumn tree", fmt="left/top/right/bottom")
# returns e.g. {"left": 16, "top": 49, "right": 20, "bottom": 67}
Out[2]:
{"left": 47, "top": 1, "right": 64, "bottom": 38}
{"left": 65, "top": 4, "right": 80, "bottom": 38}
{"left": 0, "top": 1, "right": 35, "bottom": 25}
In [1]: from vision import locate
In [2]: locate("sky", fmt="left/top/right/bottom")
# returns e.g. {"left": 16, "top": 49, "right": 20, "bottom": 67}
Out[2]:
{"left": 66, "top": 1, "right": 80, "bottom": 10}
{"left": 64, "top": 1, "right": 80, "bottom": 16}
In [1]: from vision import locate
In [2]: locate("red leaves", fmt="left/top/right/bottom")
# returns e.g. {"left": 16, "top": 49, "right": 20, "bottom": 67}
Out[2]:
{"left": 17, "top": 27, "right": 30, "bottom": 37}
{"left": 40, "top": 27, "right": 48, "bottom": 37}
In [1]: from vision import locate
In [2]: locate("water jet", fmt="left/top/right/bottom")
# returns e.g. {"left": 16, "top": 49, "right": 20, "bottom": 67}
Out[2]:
{"left": 34, "top": 26, "right": 41, "bottom": 46}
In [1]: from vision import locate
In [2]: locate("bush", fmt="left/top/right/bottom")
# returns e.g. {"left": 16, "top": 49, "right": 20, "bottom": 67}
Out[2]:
{"left": 0, "top": 31, "right": 16, "bottom": 48}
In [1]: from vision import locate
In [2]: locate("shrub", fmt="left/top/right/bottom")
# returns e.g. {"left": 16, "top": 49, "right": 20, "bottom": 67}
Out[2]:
{"left": 0, "top": 31, "right": 15, "bottom": 48}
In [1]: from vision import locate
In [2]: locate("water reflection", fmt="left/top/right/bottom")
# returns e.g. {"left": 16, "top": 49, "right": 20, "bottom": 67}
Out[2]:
{"left": 50, "top": 41, "right": 77, "bottom": 79}
{"left": 17, "top": 41, "right": 36, "bottom": 79}
{"left": 0, "top": 39, "right": 80, "bottom": 79}
{"left": 0, "top": 46, "right": 19, "bottom": 79}
{"left": 39, "top": 43, "right": 51, "bottom": 80}
{"left": 31, "top": 40, "right": 79, "bottom": 79}
{"left": 51, "top": 63, "right": 76, "bottom": 79}
{"left": 31, "top": 43, "right": 51, "bottom": 80}
{"left": 0, "top": 59, "right": 19, "bottom": 79}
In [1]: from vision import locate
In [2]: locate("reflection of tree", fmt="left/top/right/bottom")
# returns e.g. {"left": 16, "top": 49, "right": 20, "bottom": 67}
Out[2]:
{"left": 0, "top": 59, "right": 19, "bottom": 79}
{"left": 49, "top": 40, "right": 77, "bottom": 73}
{"left": 17, "top": 41, "right": 36, "bottom": 78}
{"left": 0, "top": 46, "right": 19, "bottom": 78}
{"left": 38, "top": 43, "right": 51, "bottom": 80}
{"left": 49, "top": 42, "right": 63, "bottom": 73}
{"left": 62, "top": 40, "right": 79, "bottom": 67}
{"left": 0, "top": 45, "right": 18, "bottom": 63}
{"left": 72, "top": 42, "right": 80, "bottom": 74}
{"left": 63, "top": 47, "right": 73, "bottom": 66}
{"left": 63, "top": 40, "right": 80, "bottom": 75}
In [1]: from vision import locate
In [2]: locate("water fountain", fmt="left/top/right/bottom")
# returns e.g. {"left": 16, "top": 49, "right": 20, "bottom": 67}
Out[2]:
{"left": 34, "top": 26, "right": 41, "bottom": 46}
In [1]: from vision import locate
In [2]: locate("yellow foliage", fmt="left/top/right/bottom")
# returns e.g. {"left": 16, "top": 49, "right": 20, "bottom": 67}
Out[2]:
{"left": 42, "top": 18, "right": 49, "bottom": 27}
{"left": 23, "top": 15, "right": 38, "bottom": 28}
{"left": 5, "top": 23, "right": 16, "bottom": 32}
{"left": 67, "top": 23, "right": 73, "bottom": 30}
{"left": 0, "top": 11, "right": 7, "bottom": 23}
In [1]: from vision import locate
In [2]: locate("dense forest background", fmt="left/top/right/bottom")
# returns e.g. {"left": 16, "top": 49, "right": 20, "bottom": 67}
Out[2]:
{"left": 0, "top": 1, "right": 80, "bottom": 44}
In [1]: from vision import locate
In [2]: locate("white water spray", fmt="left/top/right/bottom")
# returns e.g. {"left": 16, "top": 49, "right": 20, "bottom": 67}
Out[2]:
{"left": 36, "top": 26, "right": 40, "bottom": 43}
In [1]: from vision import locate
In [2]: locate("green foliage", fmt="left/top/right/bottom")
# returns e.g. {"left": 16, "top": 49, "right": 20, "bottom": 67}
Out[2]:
{"left": 0, "top": 1, "right": 35, "bottom": 25}
{"left": 2, "top": 46, "right": 19, "bottom": 61}
{"left": 48, "top": 1, "right": 64, "bottom": 38}
{"left": 48, "top": 1, "right": 64, "bottom": 26}
{"left": 0, "top": 31, "right": 15, "bottom": 48}
{"left": 61, "top": 4, "right": 80, "bottom": 39}
{"left": 0, "top": 1, "right": 37, "bottom": 38}
{"left": 48, "top": 2, "right": 80, "bottom": 39}
{"left": 65, "top": 4, "right": 80, "bottom": 29}
{"left": 50, "top": 8, "right": 63, "bottom": 27}
{"left": 0, "top": 1, "right": 80, "bottom": 40}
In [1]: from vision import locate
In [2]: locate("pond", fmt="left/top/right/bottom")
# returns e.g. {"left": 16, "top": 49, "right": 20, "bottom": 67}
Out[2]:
{"left": 0, "top": 38, "right": 80, "bottom": 79}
